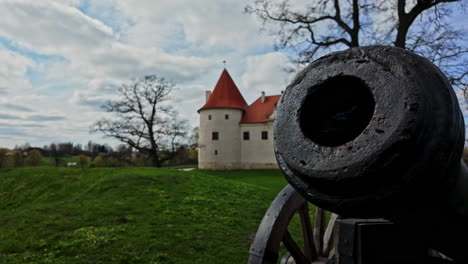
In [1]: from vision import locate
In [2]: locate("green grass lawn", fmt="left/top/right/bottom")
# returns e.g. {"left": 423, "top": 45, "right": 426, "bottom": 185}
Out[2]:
{"left": 0, "top": 167, "right": 288, "bottom": 264}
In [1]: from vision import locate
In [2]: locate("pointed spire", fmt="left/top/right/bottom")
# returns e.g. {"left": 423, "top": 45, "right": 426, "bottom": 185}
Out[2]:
{"left": 199, "top": 69, "right": 247, "bottom": 112}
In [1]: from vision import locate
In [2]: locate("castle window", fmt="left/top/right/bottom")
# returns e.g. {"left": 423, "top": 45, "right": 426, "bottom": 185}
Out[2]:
{"left": 225, "top": 114, "right": 229, "bottom": 120}
{"left": 212, "top": 132, "right": 219, "bottom": 140}
{"left": 208, "top": 115, "right": 212, "bottom": 120}
{"left": 261, "top": 131, "right": 268, "bottom": 140}
{"left": 215, "top": 150, "right": 218, "bottom": 155}
{"left": 243, "top": 131, "right": 250, "bottom": 140}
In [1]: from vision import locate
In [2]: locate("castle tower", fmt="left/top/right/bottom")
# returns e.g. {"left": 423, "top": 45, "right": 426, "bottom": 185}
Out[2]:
{"left": 198, "top": 69, "right": 247, "bottom": 170}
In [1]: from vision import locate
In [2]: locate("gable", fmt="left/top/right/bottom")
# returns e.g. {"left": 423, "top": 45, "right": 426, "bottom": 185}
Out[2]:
{"left": 240, "top": 95, "right": 281, "bottom": 124}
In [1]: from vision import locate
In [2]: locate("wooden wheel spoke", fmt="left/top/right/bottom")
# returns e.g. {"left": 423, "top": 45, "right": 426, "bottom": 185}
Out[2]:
{"left": 323, "top": 213, "right": 338, "bottom": 257}
{"left": 247, "top": 184, "right": 338, "bottom": 264}
{"left": 298, "top": 203, "right": 318, "bottom": 260}
{"left": 313, "top": 207, "right": 326, "bottom": 256}
{"left": 283, "top": 230, "right": 309, "bottom": 264}
{"left": 328, "top": 247, "right": 336, "bottom": 260}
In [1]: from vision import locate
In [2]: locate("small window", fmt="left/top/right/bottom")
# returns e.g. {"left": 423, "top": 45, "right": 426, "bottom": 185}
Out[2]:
{"left": 212, "top": 132, "right": 219, "bottom": 140}
{"left": 225, "top": 114, "right": 229, "bottom": 120}
{"left": 208, "top": 115, "right": 212, "bottom": 120}
{"left": 243, "top": 131, "right": 250, "bottom": 140}
{"left": 261, "top": 131, "right": 268, "bottom": 140}
{"left": 214, "top": 150, "right": 218, "bottom": 155}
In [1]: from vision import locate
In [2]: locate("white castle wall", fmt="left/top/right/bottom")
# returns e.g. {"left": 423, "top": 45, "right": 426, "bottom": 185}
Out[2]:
{"left": 198, "top": 108, "right": 243, "bottom": 170}
{"left": 240, "top": 123, "right": 279, "bottom": 169}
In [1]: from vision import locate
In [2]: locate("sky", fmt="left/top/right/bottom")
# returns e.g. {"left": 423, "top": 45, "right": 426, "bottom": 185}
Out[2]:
{"left": 0, "top": 0, "right": 466, "bottom": 149}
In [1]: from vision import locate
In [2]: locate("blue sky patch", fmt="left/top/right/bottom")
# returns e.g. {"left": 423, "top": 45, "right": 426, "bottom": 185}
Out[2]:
{"left": 0, "top": 37, "right": 64, "bottom": 63}
{"left": 78, "top": 0, "right": 132, "bottom": 35}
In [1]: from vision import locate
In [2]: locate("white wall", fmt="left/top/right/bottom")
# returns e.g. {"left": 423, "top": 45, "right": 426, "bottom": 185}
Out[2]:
{"left": 240, "top": 123, "right": 279, "bottom": 169}
{"left": 198, "top": 108, "right": 243, "bottom": 170}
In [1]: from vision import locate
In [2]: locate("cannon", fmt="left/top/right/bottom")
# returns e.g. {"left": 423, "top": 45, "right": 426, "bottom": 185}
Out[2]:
{"left": 248, "top": 46, "right": 468, "bottom": 263}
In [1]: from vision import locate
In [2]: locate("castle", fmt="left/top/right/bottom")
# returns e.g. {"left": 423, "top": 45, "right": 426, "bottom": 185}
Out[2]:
{"left": 198, "top": 69, "right": 280, "bottom": 170}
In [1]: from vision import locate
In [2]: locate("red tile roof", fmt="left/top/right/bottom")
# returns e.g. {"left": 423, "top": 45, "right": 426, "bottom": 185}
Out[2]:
{"left": 240, "top": 95, "right": 281, "bottom": 124}
{"left": 198, "top": 69, "right": 248, "bottom": 112}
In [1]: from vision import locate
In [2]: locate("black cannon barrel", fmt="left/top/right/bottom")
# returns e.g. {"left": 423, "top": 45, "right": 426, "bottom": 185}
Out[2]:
{"left": 274, "top": 46, "right": 468, "bottom": 261}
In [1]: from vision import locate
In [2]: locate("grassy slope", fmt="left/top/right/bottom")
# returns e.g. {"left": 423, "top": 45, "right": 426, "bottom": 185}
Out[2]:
{"left": 0, "top": 167, "right": 287, "bottom": 264}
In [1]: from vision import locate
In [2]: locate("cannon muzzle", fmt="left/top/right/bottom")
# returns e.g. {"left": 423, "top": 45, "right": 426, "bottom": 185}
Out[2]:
{"left": 274, "top": 46, "right": 468, "bottom": 261}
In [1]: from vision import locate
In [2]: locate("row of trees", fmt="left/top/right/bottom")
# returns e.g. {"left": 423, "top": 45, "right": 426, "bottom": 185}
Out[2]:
{"left": 0, "top": 149, "right": 43, "bottom": 168}
{"left": 41, "top": 141, "right": 123, "bottom": 167}
{"left": 0, "top": 136, "right": 198, "bottom": 169}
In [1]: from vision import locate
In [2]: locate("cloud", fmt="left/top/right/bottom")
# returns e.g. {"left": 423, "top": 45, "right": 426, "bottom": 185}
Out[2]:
{"left": 71, "top": 91, "right": 109, "bottom": 109}
{"left": 0, "top": 0, "right": 290, "bottom": 147}
{"left": 0, "top": 46, "right": 33, "bottom": 93}
{"left": 27, "top": 115, "right": 65, "bottom": 121}
{"left": 0, "top": 114, "right": 21, "bottom": 120}
{"left": 2, "top": 103, "right": 33, "bottom": 112}
{"left": 0, "top": 0, "right": 217, "bottom": 83}
{"left": 0, "top": 123, "right": 46, "bottom": 128}
{"left": 0, "top": 113, "right": 64, "bottom": 122}
{"left": 0, "top": 87, "right": 7, "bottom": 95}
{"left": 112, "top": 0, "right": 274, "bottom": 53}
{"left": 0, "top": 127, "right": 30, "bottom": 137}
{"left": 0, "top": 0, "right": 114, "bottom": 55}
{"left": 51, "top": 0, "right": 81, "bottom": 7}
{"left": 240, "top": 52, "right": 293, "bottom": 101}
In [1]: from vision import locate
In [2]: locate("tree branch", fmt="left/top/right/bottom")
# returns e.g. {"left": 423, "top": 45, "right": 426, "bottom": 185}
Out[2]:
{"left": 90, "top": 75, "right": 188, "bottom": 167}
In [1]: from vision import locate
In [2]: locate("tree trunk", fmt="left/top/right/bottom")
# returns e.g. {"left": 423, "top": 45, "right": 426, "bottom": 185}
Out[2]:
{"left": 350, "top": 0, "right": 360, "bottom": 47}
{"left": 151, "top": 152, "right": 161, "bottom": 167}
{"left": 395, "top": 21, "right": 409, "bottom": 48}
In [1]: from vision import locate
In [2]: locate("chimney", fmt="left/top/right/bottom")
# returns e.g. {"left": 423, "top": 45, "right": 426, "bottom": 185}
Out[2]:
{"left": 261, "top": 91, "right": 266, "bottom": 103}
{"left": 205, "top": 91, "right": 211, "bottom": 102}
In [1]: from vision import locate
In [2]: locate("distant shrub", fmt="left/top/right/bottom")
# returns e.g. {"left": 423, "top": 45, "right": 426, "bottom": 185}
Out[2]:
{"left": 187, "top": 149, "right": 198, "bottom": 162}
{"left": 0, "top": 149, "right": 13, "bottom": 168}
{"left": 105, "top": 157, "right": 119, "bottom": 167}
{"left": 78, "top": 154, "right": 89, "bottom": 168}
{"left": 26, "top": 150, "right": 43, "bottom": 166}
{"left": 93, "top": 155, "right": 105, "bottom": 168}
{"left": 12, "top": 150, "right": 24, "bottom": 168}
{"left": 0, "top": 149, "right": 8, "bottom": 168}
{"left": 130, "top": 156, "right": 147, "bottom": 167}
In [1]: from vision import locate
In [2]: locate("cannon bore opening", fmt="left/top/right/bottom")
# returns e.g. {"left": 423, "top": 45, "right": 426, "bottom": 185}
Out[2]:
{"left": 299, "top": 76, "right": 375, "bottom": 147}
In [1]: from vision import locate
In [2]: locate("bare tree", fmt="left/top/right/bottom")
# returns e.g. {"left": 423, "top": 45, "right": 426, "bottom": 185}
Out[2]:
{"left": 49, "top": 143, "right": 60, "bottom": 167}
{"left": 161, "top": 113, "right": 189, "bottom": 156}
{"left": 91, "top": 75, "right": 188, "bottom": 167}
{"left": 246, "top": 0, "right": 467, "bottom": 94}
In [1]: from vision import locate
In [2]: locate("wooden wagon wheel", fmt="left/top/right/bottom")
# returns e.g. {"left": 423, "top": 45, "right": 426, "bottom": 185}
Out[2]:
{"left": 247, "top": 184, "right": 339, "bottom": 264}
